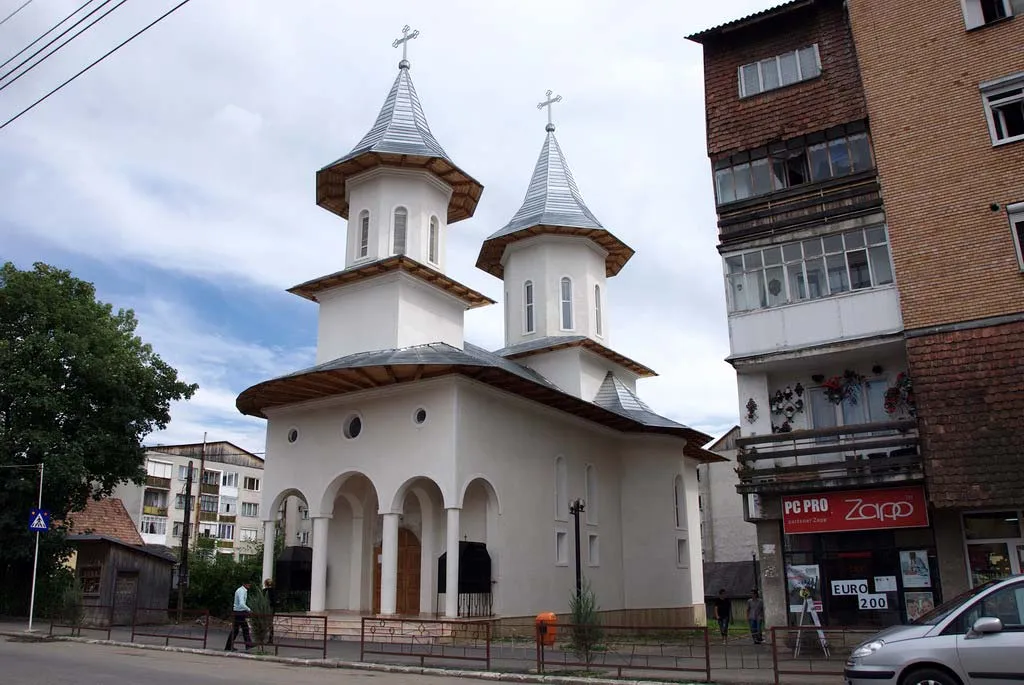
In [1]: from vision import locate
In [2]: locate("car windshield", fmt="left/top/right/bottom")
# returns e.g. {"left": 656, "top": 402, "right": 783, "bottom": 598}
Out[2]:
{"left": 912, "top": 579, "right": 1002, "bottom": 625}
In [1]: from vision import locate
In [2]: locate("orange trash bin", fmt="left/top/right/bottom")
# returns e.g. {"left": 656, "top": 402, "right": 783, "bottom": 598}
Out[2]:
{"left": 535, "top": 612, "right": 557, "bottom": 646}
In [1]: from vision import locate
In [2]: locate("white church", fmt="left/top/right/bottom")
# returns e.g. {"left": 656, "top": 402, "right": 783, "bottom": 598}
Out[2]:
{"left": 238, "top": 29, "right": 720, "bottom": 624}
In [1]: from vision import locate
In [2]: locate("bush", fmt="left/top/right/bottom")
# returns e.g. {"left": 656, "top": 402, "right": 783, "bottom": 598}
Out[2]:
{"left": 57, "top": 576, "right": 84, "bottom": 626}
{"left": 568, "top": 579, "right": 603, "bottom": 666}
{"left": 248, "top": 588, "right": 273, "bottom": 649}
{"left": 183, "top": 552, "right": 261, "bottom": 619}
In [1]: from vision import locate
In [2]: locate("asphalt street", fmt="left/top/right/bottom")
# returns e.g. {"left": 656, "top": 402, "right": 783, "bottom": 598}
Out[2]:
{"left": 0, "top": 637, "right": 493, "bottom": 685}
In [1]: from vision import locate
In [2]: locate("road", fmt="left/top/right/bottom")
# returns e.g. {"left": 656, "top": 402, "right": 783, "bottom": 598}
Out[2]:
{"left": 0, "top": 636, "right": 491, "bottom": 685}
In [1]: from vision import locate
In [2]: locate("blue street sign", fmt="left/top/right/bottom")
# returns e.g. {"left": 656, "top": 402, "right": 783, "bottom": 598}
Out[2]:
{"left": 28, "top": 508, "right": 50, "bottom": 532}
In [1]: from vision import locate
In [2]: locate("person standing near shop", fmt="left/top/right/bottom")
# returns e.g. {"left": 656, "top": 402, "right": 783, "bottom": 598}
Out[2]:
{"left": 714, "top": 588, "right": 732, "bottom": 641}
{"left": 747, "top": 588, "right": 765, "bottom": 644}
{"left": 225, "top": 580, "right": 253, "bottom": 651}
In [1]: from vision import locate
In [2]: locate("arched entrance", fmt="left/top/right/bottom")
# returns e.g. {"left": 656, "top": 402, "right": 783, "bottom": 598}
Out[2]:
{"left": 373, "top": 528, "right": 421, "bottom": 615}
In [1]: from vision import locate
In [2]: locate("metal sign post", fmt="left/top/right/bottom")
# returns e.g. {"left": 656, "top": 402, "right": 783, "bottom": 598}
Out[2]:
{"left": 27, "top": 463, "right": 45, "bottom": 632}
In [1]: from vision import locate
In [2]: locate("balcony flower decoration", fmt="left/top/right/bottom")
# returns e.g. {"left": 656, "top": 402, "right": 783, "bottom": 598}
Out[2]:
{"left": 770, "top": 383, "right": 805, "bottom": 432}
{"left": 823, "top": 369, "right": 865, "bottom": 405}
{"left": 745, "top": 398, "right": 759, "bottom": 423}
{"left": 884, "top": 372, "right": 916, "bottom": 417}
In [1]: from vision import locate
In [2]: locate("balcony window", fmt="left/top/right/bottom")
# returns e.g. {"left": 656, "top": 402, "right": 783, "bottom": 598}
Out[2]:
{"left": 982, "top": 73, "right": 1024, "bottom": 146}
{"left": 221, "top": 472, "right": 238, "bottom": 488}
{"left": 738, "top": 45, "right": 820, "bottom": 98}
{"left": 725, "top": 226, "right": 893, "bottom": 313}
{"left": 200, "top": 494, "right": 218, "bottom": 513}
{"left": 140, "top": 516, "right": 167, "bottom": 536}
{"left": 146, "top": 461, "right": 172, "bottom": 479}
{"left": 714, "top": 132, "right": 873, "bottom": 205}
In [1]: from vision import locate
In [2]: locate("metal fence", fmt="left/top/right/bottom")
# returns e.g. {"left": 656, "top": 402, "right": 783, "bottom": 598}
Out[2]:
{"left": 770, "top": 625, "right": 876, "bottom": 685}
{"left": 256, "top": 613, "right": 328, "bottom": 659}
{"left": 131, "top": 608, "right": 210, "bottom": 649}
{"left": 48, "top": 604, "right": 114, "bottom": 640}
{"left": 360, "top": 617, "right": 492, "bottom": 670}
{"left": 536, "top": 623, "right": 712, "bottom": 682}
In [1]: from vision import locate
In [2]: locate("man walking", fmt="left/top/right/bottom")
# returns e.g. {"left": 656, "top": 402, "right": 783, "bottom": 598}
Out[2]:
{"left": 714, "top": 588, "right": 732, "bottom": 642}
{"left": 225, "top": 580, "right": 253, "bottom": 651}
{"left": 747, "top": 588, "right": 765, "bottom": 644}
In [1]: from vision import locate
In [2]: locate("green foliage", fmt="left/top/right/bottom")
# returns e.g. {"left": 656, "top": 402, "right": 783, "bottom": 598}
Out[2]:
{"left": 58, "top": 576, "right": 84, "bottom": 627}
{"left": 568, "top": 579, "right": 604, "bottom": 666}
{"left": 0, "top": 261, "right": 197, "bottom": 615}
{"left": 183, "top": 551, "right": 262, "bottom": 619}
{"left": 248, "top": 588, "right": 273, "bottom": 649}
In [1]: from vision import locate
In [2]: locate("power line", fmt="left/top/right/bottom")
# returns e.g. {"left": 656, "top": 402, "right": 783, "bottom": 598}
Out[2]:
{"left": 0, "top": 0, "right": 96, "bottom": 72}
{"left": 0, "top": 0, "right": 34, "bottom": 28}
{"left": 0, "top": 0, "right": 195, "bottom": 131}
{"left": 0, "top": 0, "right": 126, "bottom": 93}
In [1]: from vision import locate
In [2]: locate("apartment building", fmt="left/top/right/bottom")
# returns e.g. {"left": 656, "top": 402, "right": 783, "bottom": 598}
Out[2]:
{"left": 117, "top": 441, "right": 311, "bottom": 561}
{"left": 844, "top": 0, "right": 1024, "bottom": 595}
{"left": 688, "top": 0, "right": 934, "bottom": 629}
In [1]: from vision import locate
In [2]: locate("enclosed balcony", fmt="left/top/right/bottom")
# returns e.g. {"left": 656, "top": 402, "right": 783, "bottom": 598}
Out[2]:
{"left": 145, "top": 475, "right": 171, "bottom": 490}
{"left": 735, "top": 420, "right": 922, "bottom": 495}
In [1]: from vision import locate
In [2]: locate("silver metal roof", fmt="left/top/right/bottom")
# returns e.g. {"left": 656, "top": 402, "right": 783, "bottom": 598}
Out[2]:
{"left": 487, "top": 130, "right": 604, "bottom": 240}
{"left": 593, "top": 371, "right": 692, "bottom": 431}
{"left": 323, "top": 64, "right": 452, "bottom": 169}
{"left": 494, "top": 335, "right": 588, "bottom": 358}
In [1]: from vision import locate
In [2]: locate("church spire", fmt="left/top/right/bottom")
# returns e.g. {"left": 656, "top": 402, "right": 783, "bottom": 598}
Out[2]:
{"left": 315, "top": 27, "right": 483, "bottom": 224}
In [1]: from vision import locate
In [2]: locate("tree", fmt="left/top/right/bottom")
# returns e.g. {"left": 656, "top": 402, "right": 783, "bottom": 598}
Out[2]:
{"left": 568, "top": 579, "right": 604, "bottom": 668}
{"left": 0, "top": 262, "right": 197, "bottom": 615}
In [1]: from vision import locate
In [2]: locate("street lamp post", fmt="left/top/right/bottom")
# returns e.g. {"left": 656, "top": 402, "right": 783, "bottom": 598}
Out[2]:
{"left": 569, "top": 498, "right": 585, "bottom": 598}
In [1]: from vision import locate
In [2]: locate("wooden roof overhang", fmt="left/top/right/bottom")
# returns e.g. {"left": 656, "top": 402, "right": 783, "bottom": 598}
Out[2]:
{"left": 475, "top": 224, "right": 635, "bottom": 279}
{"left": 236, "top": 362, "right": 719, "bottom": 463}
{"left": 288, "top": 256, "right": 495, "bottom": 308}
{"left": 504, "top": 338, "right": 657, "bottom": 378}
{"left": 316, "top": 151, "right": 484, "bottom": 224}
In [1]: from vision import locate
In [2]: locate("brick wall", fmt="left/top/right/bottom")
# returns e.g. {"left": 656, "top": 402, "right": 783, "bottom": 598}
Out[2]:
{"left": 847, "top": 0, "right": 1024, "bottom": 329}
{"left": 702, "top": 0, "right": 867, "bottom": 158}
{"left": 907, "top": 319, "right": 1024, "bottom": 508}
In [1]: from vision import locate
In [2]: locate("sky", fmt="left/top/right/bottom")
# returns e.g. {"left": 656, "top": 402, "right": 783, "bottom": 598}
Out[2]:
{"left": 0, "top": 0, "right": 777, "bottom": 454}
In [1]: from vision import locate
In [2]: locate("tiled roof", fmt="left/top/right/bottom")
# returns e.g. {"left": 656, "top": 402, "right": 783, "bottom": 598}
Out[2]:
{"left": 68, "top": 498, "right": 143, "bottom": 546}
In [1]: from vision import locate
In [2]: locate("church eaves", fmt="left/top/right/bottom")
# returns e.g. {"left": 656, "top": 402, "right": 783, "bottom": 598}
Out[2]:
{"left": 476, "top": 122, "right": 634, "bottom": 279}
{"left": 315, "top": 60, "right": 483, "bottom": 223}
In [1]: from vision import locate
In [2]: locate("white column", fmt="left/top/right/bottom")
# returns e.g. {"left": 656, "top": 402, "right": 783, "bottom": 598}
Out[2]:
{"left": 348, "top": 516, "right": 364, "bottom": 611}
{"left": 380, "top": 513, "right": 400, "bottom": 615}
{"left": 261, "top": 520, "right": 276, "bottom": 584}
{"left": 445, "top": 507, "right": 461, "bottom": 618}
{"left": 310, "top": 516, "right": 331, "bottom": 612}
{"left": 419, "top": 506, "right": 436, "bottom": 616}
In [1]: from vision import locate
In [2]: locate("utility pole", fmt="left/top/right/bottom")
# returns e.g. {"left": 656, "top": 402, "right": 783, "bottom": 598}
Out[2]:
{"left": 191, "top": 432, "right": 207, "bottom": 550}
{"left": 569, "top": 498, "right": 585, "bottom": 599}
{"left": 27, "top": 462, "right": 44, "bottom": 632}
{"left": 176, "top": 460, "right": 194, "bottom": 620}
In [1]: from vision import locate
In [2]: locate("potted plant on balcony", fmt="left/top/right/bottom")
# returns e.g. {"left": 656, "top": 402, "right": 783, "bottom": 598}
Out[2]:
{"left": 883, "top": 372, "right": 916, "bottom": 418}
{"left": 822, "top": 370, "right": 865, "bottom": 405}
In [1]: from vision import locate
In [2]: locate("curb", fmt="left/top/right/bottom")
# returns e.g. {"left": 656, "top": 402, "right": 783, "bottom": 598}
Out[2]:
{"left": 0, "top": 631, "right": 711, "bottom": 685}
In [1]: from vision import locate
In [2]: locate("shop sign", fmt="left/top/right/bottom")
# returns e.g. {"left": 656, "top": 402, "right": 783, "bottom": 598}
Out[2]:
{"left": 782, "top": 486, "right": 929, "bottom": 534}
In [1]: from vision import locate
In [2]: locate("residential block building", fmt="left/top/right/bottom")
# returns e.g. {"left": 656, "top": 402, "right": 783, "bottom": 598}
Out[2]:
{"left": 699, "top": 426, "right": 757, "bottom": 564}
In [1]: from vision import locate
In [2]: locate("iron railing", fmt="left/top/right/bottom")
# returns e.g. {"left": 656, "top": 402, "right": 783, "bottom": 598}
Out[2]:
{"left": 360, "top": 616, "right": 492, "bottom": 670}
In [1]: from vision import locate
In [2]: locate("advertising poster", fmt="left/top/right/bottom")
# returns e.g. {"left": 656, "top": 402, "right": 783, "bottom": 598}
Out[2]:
{"left": 906, "top": 591, "right": 935, "bottom": 621}
{"left": 900, "top": 550, "right": 931, "bottom": 588}
{"left": 787, "top": 564, "right": 823, "bottom": 613}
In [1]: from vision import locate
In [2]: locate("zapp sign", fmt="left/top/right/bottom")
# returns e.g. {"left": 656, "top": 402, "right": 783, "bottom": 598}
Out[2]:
{"left": 782, "top": 486, "right": 929, "bottom": 534}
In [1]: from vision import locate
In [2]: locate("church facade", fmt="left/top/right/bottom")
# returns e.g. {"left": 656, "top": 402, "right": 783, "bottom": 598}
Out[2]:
{"left": 239, "top": 32, "right": 720, "bottom": 622}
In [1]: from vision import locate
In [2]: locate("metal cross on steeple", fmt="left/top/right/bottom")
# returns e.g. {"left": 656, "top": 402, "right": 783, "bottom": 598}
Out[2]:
{"left": 537, "top": 90, "right": 562, "bottom": 132}
{"left": 392, "top": 25, "right": 420, "bottom": 68}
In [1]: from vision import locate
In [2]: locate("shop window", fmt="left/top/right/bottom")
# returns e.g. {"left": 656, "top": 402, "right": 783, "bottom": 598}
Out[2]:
{"left": 965, "top": 512, "right": 1022, "bottom": 540}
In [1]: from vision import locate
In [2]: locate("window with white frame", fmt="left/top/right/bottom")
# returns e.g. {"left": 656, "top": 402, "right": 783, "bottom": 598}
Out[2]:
{"left": 587, "top": 533, "right": 600, "bottom": 566}
{"left": 555, "top": 530, "right": 568, "bottom": 565}
{"left": 172, "top": 522, "right": 183, "bottom": 537}
{"left": 676, "top": 538, "right": 689, "bottom": 568}
{"left": 594, "top": 284, "right": 602, "bottom": 336}
{"left": 178, "top": 465, "right": 198, "bottom": 481}
{"left": 174, "top": 494, "right": 194, "bottom": 510}
{"left": 725, "top": 226, "right": 893, "bottom": 313}
{"left": 200, "top": 494, "right": 218, "bottom": 513}
{"left": 559, "top": 277, "right": 573, "bottom": 329}
{"left": 243, "top": 477, "right": 260, "bottom": 492}
{"left": 524, "top": 281, "right": 535, "bottom": 333}
{"left": 221, "top": 472, "right": 238, "bottom": 488}
{"left": 241, "top": 502, "right": 260, "bottom": 518}
{"left": 428, "top": 216, "right": 439, "bottom": 263}
{"left": 146, "top": 460, "right": 172, "bottom": 479}
{"left": 714, "top": 132, "right": 872, "bottom": 205}
{"left": 217, "top": 523, "right": 234, "bottom": 540}
{"left": 220, "top": 497, "right": 237, "bottom": 515}
{"left": 240, "top": 528, "right": 258, "bottom": 542}
{"left": 392, "top": 207, "right": 407, "bottom": 255}
{"left": 981, "top": 74, "right": 1024, "bottom": 146}
{"left": 140, "top": 516, "right": 166, "bottom": 535}
{"left": 808, "top": 378, "right": 889, "bottom": 433}
{"left": 358, "top": 210, "right": 370, "bottom": 258}
{"left": 961, "top": 0, "right": 1017, "bottom": 30}
{"left": 554, "top": 456, "right": 568, "bottom": 521}
{"left": 584, "top": 464, "right": 598, "bottom": 525}
{"left": 738, "top": 44, "right": 820, "bottom": 98}
{"left": 1010, "top": 203, "right": 1024, "bottom": 270}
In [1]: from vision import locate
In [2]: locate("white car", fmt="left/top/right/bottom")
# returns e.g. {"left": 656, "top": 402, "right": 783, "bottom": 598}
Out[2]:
{"left": 844, "top": 574, "right": 1024, "bottom": 685}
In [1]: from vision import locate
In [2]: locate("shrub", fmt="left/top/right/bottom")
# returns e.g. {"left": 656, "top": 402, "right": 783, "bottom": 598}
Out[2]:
{"left": 568, "top": 579, "right": 603, "bottom": 666}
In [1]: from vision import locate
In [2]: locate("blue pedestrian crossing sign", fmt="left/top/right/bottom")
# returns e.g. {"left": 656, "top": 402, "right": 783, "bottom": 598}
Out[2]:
{"left": 28, "top": 509, "right": 50, "bottom": 532}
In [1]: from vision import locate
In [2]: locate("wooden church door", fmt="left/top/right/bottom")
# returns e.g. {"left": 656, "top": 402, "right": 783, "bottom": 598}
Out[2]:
{"left": 372, "top": 528, "right": 422, "bottom": 615}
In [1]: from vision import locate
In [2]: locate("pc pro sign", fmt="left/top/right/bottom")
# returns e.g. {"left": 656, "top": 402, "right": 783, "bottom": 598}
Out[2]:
{"left": 782, "top": 486, "right": 929, "bottom": 534}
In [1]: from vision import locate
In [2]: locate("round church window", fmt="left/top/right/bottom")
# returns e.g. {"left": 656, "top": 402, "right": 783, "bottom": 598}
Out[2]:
{"left": 343, "top": 415, "right": 362, "bottom": 439}
{"left": 287, "top": 428, "right": 299, "bottom": 443}
{"left": 413, "top": 408, "right": 427, "bottom": 425}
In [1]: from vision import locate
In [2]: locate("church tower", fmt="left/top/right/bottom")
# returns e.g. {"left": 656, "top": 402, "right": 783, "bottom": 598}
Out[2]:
{"left": 476, "top": 93, "right": 648, "bottom": 399}
{"left": 296, "top": 27, "right": 492, "bottom": 364}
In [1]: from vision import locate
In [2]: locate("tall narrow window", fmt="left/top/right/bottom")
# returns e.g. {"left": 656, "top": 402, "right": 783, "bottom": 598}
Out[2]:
{"left": 358, "top": 210, "right": 370, "bottom": 258}
{"left": 585, "top": 464, "right": 598, "bottom": 524}
{"left": 428, "top": 216, "right": 439, "bottom": 264}
{"left": 594, "top": 284, "right": 603, "bottom": 336}
{"left": 393, "top": 207, "right": 407, "bottom": 255}
{"left": 554, "top": 456, "right": 567, "bottom": 521}
{"left": 524, "top": 281, "right": 535, "bottom": 333}
{"left": 674, "top": 475, "right": 685, "bottom": 528}
{"left": 560, "top": 277, "right": 573, "bottom": 330}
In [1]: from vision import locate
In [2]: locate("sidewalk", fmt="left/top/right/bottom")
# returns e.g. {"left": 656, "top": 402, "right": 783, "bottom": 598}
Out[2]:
{"left": 0, "top": 620, "right": 843, "bottom": 685}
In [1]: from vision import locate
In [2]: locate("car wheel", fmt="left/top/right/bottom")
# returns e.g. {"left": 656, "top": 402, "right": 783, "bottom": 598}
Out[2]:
{"left": 900, "top": 667, "right": 960, "bottom": 685}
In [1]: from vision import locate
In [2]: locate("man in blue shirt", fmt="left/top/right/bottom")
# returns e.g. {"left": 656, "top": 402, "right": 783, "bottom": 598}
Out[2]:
{"left": 224, "top": 581, "right": 254, "bottom": 651}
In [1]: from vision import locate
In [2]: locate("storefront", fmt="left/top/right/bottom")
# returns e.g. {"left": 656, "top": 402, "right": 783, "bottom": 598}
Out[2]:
{"left": 963, "top": 509, "right": 1024, "bottom": 586}
{"left": 780, "top": 485, "right": 941, "bottom": 627}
